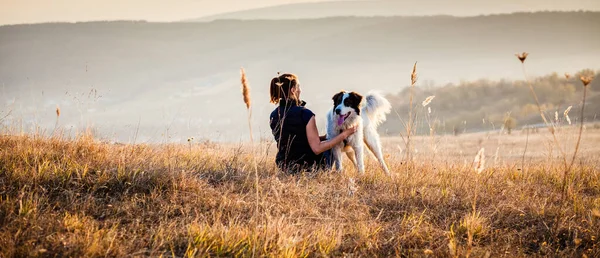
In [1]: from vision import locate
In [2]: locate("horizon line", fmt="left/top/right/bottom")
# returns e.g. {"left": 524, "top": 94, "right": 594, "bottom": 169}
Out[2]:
{"left": 1, "top": 10, "right": 597, "bottom": 27}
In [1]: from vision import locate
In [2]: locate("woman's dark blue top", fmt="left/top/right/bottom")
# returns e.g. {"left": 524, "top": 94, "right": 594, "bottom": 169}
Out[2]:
{"left": 269, "top": 99, "right": 327, "bottom": 173}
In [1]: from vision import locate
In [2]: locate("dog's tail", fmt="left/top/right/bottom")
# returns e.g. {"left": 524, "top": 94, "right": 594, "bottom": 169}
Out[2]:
{"left": 363, "top": 91, "right": 392, "bottom": 127}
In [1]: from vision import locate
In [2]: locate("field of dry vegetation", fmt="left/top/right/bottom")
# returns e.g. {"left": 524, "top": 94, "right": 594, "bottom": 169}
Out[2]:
{"left": 1, "top": 125, "right": 599, "bottom": 257}
{"left": 1, "top": 60, "right": 598, "bottom": 257}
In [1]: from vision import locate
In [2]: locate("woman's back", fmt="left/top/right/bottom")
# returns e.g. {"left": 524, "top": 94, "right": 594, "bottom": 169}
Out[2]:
{"left": 270, "top": 99, "right": 323, "bottom": 172}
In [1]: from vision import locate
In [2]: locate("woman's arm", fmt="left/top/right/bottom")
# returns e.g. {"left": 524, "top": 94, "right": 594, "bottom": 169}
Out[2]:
{"left": 306, "top": 116, "right": 356, "bottom": 155}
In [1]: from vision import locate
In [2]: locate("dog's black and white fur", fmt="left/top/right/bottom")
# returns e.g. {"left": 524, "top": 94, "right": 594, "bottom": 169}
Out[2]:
{"left": 326, "top": 91, "right": 391, "bottom": 175}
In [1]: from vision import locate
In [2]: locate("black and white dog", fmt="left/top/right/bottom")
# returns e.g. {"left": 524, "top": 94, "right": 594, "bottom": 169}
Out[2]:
{"left": 326, "top": 91, "right": 391, "bottom": 175}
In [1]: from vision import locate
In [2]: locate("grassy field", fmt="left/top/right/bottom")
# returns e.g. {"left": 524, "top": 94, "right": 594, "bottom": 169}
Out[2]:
{"left": 0, "top": 126, "right": 599, "bottom": 257}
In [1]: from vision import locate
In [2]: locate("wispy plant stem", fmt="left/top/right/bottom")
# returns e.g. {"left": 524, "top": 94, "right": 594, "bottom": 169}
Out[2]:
{"left": 405, "top": 62, "right": 418, "bottom": 165}
{"left": 521, "top": 124, "right": 529, "bottom": 172}
{"left": 520, "top": 63, "right": 567, "bottom": 166}
{"left": 472, "top": 176, "right": 479, "bottom": 214}
{"left": 240, "top": 67, "right": 259, "bottom": 257}
{"left": 562, "top": 83, "right": 588, "bottom": 201}
{"left": 248, "top": 109, "right": 254, "bottom": 143}
{"left": 241, "top": 67, "right": 253, "bottom": 143}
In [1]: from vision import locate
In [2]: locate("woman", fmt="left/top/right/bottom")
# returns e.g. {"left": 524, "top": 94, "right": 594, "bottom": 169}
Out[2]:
{"left": 269, "top": 73, "right": 356, "bottom": 173}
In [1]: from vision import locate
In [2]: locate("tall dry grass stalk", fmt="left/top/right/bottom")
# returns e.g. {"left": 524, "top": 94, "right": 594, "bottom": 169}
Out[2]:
{"left": 240, "top": 67, "right": 253, "bottom": 143}
{"left": 522, "top": 125, "right": 529, "bottom": 172}
{"left": 469, "top": 147, "right": 486, "bottom": 258}
{"left": 518, "top": 53, "right": 593, "bottom": 239}
{"left": 187, "top": 137, "right": 194, "bottom": 154}
{"left": 405, "top": 62, "right": 418, "bottom": 165}
{"left": 516, "top": 52, "right": 567, "bottom": 167}
{"left": 562, "top": 75, "right": 593, "bottom": 201}
{"left": 51, "top": 105, "right": 61, "bottom": 137}
{"left": 564, "top": 106, "right": 572, "bottom": 125}
{"left": 473, "top": 148, "right": 485, "bottom": 175}
{"left": 422, "top": 95, "right": 435, "bottom": 107}
{"left": 471, "top": 147, "right": 485, "bottom": 233}
{"left": 239, "top": 67, "right": 259, "bottom": 257}
{"left": 422, "top": 95, "right": 436, "bottom": 161}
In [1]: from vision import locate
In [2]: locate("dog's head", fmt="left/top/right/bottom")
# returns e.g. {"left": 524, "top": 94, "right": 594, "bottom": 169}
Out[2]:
{"left": 332, "top": 91, "right": 363, "bottom": 126}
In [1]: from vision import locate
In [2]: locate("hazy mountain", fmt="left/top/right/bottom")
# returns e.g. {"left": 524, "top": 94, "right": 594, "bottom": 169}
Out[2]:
{"left": 190, "top": 0, "right": 600, "bottom": 21}
{"left": 1, "top": 12, "right": 599, "bottom": 142}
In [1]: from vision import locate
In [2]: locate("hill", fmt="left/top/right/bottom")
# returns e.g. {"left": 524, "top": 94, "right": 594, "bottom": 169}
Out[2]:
{"left": 190, "top": 0, "right": 600, "bottom": 21}
{"left": 1, "top": 12, "right": 599, "bottom": 142}
{"left": 382, "top": 70, "right": 600, "bottom": 135}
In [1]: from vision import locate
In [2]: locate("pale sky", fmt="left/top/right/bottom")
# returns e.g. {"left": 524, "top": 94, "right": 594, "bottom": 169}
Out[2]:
{"left": 1, "top": 0, "right": 599, "bottom": 25}
{"left": 0, "top": 0, "right": 333, "bottom": 25}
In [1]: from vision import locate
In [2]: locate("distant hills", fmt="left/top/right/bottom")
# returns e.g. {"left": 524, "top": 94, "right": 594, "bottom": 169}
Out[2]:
{"left": 1, "top": 12, "right": 599, "bottom": 142}
{"left": 384, "top": 70, "right": 600, "bottom": 135}
{"left": 189, "top": 0, "right": 600, "bottom": 21}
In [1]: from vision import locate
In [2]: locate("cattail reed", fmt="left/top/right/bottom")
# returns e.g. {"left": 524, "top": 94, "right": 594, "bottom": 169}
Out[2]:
{"left": 240, "top": 67, "right": 253, "bottom": 142}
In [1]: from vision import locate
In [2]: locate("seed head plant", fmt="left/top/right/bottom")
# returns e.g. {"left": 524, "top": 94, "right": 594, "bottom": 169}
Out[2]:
{"left": 240, "top": 67, "right": 253, "bottom": 142}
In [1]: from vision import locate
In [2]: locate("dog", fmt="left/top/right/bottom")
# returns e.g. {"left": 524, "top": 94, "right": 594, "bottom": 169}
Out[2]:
{"left": 326, "top": 90, "right": 391, "bottom": 175}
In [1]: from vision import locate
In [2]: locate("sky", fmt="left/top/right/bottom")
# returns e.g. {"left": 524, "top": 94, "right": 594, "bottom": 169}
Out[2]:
{"left": 2, "top": 0, "right": 600, "bottom": 25}
{"left": 0, "top": 0, "right": 333, "bottom": 25}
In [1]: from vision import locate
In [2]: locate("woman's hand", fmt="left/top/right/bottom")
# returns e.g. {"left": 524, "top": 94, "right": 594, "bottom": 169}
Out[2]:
{"left": 342, "top": 126, "right": 358, "bottom": 138}
{"left": 307, "top": 117, "right": 359, "bottom": 155}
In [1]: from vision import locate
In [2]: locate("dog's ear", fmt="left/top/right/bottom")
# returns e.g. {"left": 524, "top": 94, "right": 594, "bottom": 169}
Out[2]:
{"left": 348, "top": 92, "right": 363, "bottom": 106}
{"left": 332, "top": 91, "right": 345, "bottom": 105}
{"left": 348, "top": 92, "right": 363, "bottom": 115}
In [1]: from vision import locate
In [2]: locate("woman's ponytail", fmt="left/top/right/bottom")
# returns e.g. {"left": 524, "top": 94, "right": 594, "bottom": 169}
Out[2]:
{"left": 269, "top": 77, "right": 282, "bottom": 104}
{"left": 269, "top": 73, "right": 298, "bottom": 104}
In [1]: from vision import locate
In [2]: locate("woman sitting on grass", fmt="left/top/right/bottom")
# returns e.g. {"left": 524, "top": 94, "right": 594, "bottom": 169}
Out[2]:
{"left": 269, "top": 73, "right": 356, "bottom": 173}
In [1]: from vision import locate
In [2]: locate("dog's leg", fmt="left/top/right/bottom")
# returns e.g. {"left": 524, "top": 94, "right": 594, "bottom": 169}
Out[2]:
{"left": 343, "top": 146, "right": 357, "bottom": 168}
{"left": 351, "top": 133, "right": 365, "bottom": 174}
{"left": 364, "top": 127, "right": 390, "bottom": 175}
{"left": 354, "top": 144, "right": 365, "bottom": 174}
{"left": 332, "top": 145, "right": 344, "bottom": 172}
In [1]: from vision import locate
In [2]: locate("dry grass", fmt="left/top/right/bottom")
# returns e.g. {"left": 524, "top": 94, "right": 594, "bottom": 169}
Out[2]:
{"left": 404, "top": 62, "right": 419, "bottom": 165}
{"left": 240, "top": 67, "right": 253, "bottom": 143}
{"left": 1, "top": 129, "right": 599, "bottom": 257}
